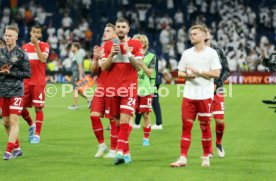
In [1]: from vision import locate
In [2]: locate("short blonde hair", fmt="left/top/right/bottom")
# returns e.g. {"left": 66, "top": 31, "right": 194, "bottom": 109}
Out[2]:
{"left": 133, "top": 34, "right": 149, "bottom": 52}
{"left": 5, "top": 25, "right": 19, "bottom": 34}
{"left": 189, "top": 24, "right": 208, "bottom": 35}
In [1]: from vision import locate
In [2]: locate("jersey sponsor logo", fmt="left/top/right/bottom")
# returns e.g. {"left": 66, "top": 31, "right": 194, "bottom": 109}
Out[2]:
{"left": 27, "top": 52, "right": 39, "bottom": 60}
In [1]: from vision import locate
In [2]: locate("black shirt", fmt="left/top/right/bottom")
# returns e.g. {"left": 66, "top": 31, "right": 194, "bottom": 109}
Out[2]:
{"left": 0, "top": 45, "right": 31, "bottom": 97}
{"left": 211, "top": 44, "right": 230, "bottom": 88}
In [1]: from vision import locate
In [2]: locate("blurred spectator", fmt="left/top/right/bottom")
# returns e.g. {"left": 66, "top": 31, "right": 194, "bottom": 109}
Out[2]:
{"left": 61, "top": 13, "right": 73, "bottom": 30}
{"left": 48, "top": 34, "right": 58, "bottom": 51}
{"left": 174, "top": 9, "right": 184, "bottom": 29}
{"left": 84, "top": 28, "right": 93, "bottom": 50}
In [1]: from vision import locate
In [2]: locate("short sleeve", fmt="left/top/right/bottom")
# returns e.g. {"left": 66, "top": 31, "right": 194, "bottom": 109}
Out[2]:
{"left": 76, "top": 52, "right": 83, "bottom": 64}
{"left": 178, "top": 51, "right": 187, "bottom": 72}
{"left": 102, "top": 41, "right": 111, "bottom": 59}
{"left": 132, "top": 40, "right": 144, "bottom": 59}
{"left": 211, "top": 50, "right": 222, "bottom": 70}
{"left": 41, "top": 43, "right": 50, "bottom": 56}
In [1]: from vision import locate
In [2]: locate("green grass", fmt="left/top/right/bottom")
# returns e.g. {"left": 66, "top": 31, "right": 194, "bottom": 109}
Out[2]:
{"left": 0, "top": 84, "right": 275, "bottom": 181}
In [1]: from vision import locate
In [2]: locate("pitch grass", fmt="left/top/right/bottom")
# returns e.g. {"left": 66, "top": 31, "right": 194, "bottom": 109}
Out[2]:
{"left": 0, "top": 84, "right": 275, "bottom": 181}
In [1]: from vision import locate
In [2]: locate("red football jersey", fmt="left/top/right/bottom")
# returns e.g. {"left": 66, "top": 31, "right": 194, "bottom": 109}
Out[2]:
{"left": 102, "top": 38, "right": 144, "bottom": 97}
{"left": 22, "top": 42, "right": 50, "bottom": 86}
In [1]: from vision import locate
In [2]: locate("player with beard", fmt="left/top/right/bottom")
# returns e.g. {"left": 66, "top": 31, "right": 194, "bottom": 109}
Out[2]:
{"left": 21, "top": 25, "right": 50, "bottom": 144}
{"left": 101, "top": 18, "right": 144, "bottom": 165}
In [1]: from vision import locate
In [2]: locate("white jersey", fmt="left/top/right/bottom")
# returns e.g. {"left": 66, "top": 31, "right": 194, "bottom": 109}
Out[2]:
{"left": 178, "top": 46, "right": 221, "bottom": 100}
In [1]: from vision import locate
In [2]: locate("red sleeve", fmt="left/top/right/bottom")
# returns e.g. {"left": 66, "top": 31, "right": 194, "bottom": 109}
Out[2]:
{"left": 132, "top": 40, "right": 144, "bottom": 58}
{"left": 22, "top": 44, "right": 27, "bottom": 51}
{"left": 40, "top": 42, "right": 50, "bottom": 55}
{"left": 102, "top": 41, "right": 112, "bottom": 59}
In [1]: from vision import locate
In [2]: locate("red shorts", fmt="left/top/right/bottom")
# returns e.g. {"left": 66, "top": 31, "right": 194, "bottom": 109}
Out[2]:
{"left": 0, "top": 97, "right": 24, "bottom": 116}
{"left": 182, "top": 98, "right": 212, "bottom": 122}
{"left": 106, "top": 96, "right": 136, "bottom": 118}
{"left": 90, "top": 95, "right": 106, "bottom": 116}
{"left": 136, "top": 95, "right": 152, "bottom": 113}
{"left": 212, "top": 93, "right": 224, "bottom": 119}
{"left": 23, "top": 84, "right": 45, "bottom": 108}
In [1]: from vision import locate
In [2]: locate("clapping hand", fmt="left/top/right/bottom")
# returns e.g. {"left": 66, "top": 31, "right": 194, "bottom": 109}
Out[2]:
{"left": 187, "top": 66, "right": 200, "bottom": 75}
{"left": 0, "top": 64, "right": 11, "bottom": 74}
{"left": 93, "top": 46, "right": 102, "bottom": 60}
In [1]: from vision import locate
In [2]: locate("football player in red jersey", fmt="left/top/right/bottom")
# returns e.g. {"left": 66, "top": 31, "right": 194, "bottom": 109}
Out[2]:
{"left": 90, "top": 23, "right": 118, "bottom": 158}
{"left": 101, "top": 18, "right": 144, "bottom": 165}
{"left": 21, "top": 25, "right": 50, "bottom": 144}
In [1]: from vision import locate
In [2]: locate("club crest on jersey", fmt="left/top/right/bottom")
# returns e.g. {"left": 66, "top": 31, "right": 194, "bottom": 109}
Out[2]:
{"left": 11, "top": 56, "right": 18, "bottom": 63}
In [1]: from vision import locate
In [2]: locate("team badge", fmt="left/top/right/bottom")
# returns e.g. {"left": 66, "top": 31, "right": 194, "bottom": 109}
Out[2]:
{"left": 11, "top": 56, "right": 18, "bottom": 63}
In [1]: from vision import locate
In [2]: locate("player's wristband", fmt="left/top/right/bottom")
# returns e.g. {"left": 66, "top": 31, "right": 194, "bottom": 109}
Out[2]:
{"left": 127, "top": 51, "right": 133, "bottom": 58}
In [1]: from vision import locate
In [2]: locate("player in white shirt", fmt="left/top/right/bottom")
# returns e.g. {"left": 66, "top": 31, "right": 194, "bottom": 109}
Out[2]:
{"left": 170, "top": 25, "right": 221, "bottom": 168}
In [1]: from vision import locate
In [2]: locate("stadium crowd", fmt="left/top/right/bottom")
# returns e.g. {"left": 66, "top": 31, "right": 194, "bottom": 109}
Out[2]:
{"left": 0, "top": 0, "right": 275, "bottom": 76}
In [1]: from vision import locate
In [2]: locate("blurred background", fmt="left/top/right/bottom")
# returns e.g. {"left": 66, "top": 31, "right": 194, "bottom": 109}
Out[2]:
{"left": 0, "top": 0, "right": 275, "bottom": 83}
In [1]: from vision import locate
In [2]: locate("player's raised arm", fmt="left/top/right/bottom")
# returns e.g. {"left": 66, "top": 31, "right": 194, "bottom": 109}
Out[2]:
{"left": 101, "top": 42, "right": 119, "bottom": 71}
{"left": 139, "top": 55, "right": 155, "bottom": 77}
{"left": 90, "top": 46, "right": 102, "bottom": 74}
{"left": 30, "top": 26, "right": 49, "bottom": 63}
{"left": 123, "top": 41, "right": 140, "bottom": 71}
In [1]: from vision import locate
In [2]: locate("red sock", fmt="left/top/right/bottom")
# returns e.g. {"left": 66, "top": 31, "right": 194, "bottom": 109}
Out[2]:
{"left": 180, "top": 120, "right": 193, "bottom": 157}
{"left": 117, "top": 123, "right": 129, "bottom": 153}
{"left": 14, "top": 139, "right": 20, "bottom": 149}
{"left": 143, "top": 126, "right": 151, "bottom": 139}
{"left": 209, "top": 131, "right": 213, "bottom": 155}
{"left": 21, "top": 109, "right": 34, "bottom": 126}
{"left": 200, "top": 122, "right": 212, "bottom": 156}
{"left": 124, "top": 125, "right": 132, "bottom": 155}
{"left": 128, "top": 125, "right": 133, "bottom": 134}
{"left": 90, "top": 116, "right": 104, "bottom": 144}
{"left": 35, "top": 110, "right": 44, "bottom": 136}
{"left": 110, "top": 119, "right": 118, "bottom": 150}
{"left": 6, "top": 142, "right": 15, "bottom": 153}
{"left": 216, "top": 122, "right": 225, "bottom": 145}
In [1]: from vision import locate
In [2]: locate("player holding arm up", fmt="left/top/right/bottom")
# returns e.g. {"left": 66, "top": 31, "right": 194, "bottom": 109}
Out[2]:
{"left": 21, "top": 25, "right": 50, "bottom": 144}
{"left": 101, "top": 18, "right": 144, "bottom": 165}
{"left": 133, "top": 34, "right": 156, "bottom": 146}
{"left": 89, "top": 23, "right": 120, "bottom": 159}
